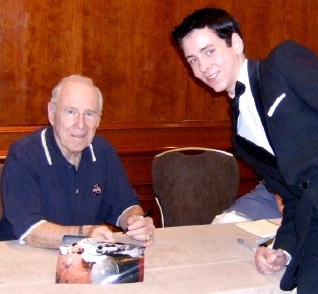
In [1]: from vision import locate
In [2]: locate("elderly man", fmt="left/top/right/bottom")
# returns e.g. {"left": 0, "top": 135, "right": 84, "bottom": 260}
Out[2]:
{"left": 0, "top": 75, "right": 154, "bottom": 248}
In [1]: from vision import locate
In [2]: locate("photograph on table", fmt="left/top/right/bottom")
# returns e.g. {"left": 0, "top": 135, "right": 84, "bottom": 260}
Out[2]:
{"left": 56, "top": 235, "right": 145, "bottom": 284}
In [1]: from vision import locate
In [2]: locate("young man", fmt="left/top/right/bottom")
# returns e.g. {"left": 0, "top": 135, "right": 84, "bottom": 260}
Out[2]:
{"left": 0, "top": 75, "right": 154, "bottom": 248}
{"left": 172, "top": 7, "right": 318, "bottom": 293}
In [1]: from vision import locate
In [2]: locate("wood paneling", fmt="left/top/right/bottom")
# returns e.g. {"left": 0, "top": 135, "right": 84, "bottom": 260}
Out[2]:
{"left": 0, "top": 0, "right": 317, "bottom": 228}
{"left": 83, "top": 0, "right": 189, "bottom": 123}
{"left": 0, "top": 0, "right": 84, "bottom": 126}
{"left": 286, "top": 0, "right": 318, "bottom": 53}
{"left": 1, "top": 0, "right": 318, "bottom": 125}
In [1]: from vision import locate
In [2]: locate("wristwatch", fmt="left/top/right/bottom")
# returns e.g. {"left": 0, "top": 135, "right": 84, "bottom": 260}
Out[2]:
{"left": 78, "top": 225, "right": 84, "bottom": 236}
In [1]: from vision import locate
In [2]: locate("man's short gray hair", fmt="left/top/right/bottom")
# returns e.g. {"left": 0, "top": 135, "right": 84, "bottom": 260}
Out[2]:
{"left": 51, "top": 75, "right": 103, "bottom": 112}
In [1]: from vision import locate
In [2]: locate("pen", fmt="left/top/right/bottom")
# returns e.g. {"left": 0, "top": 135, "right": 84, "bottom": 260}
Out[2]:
{"left": 237, "top": 238, "right": 256, "bottom": 252}
{"left": 122, "top": 208, "right": 153, "bottom": 234}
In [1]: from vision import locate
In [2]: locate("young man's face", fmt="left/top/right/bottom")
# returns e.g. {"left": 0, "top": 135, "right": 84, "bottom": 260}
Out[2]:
{"left": 181, "top": 27, "right": 245, "bottom": 96}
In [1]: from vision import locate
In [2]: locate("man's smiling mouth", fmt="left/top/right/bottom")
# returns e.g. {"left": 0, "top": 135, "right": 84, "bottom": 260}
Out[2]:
{"left": 206, "top": 70, "right": 220, "bottom": 81}
{"left": 72, "top": 134, "right": 86, "bottom": 138}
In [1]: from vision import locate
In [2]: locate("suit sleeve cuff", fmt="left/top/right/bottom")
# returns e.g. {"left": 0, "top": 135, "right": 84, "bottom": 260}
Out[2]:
{"left": 283, "top": 250, "right": 292, "bottom": 265}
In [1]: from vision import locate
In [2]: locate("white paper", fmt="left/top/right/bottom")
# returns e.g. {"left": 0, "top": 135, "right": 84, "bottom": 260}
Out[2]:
{"left": 235, "top": 219, "right": 280, "bottom": 238}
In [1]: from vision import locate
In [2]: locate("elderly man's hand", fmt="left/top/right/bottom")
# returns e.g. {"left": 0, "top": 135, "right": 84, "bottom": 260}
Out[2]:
{"left": 255, "top": 247, "right": 287, "bottom": 274}
{"left": 125, "top": 215, "right": 155, "bottom": 247}
{"left": 85, "top": 225, "right": 116, "bottom": 242}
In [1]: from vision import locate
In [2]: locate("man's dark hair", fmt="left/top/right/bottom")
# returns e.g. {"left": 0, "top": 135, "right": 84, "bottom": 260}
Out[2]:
{"left": 172, "top": 7, "right": 243, "bottom": 48}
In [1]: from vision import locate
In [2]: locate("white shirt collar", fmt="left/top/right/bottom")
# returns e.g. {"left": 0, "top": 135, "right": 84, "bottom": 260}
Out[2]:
{"left": 228, "top": 59, "right": 248, "bottom": 99}
{"left": 41, "top": 128, "right": 97, "bottom": 165}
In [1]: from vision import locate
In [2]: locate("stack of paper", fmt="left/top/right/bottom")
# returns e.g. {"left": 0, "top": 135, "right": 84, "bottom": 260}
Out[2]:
{"left": 236, "top": 219, "right": 280, "bottom": 238}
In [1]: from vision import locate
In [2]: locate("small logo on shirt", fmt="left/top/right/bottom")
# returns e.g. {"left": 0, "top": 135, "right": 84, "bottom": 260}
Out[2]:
{"left": 92, "top": 184, "right": 102, "bottom": 196}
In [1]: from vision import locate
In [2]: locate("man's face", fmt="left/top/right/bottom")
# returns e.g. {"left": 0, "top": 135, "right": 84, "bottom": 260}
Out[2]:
{"left": 181, "top": 27, "right": 244, "bottom": 96}
{"left": 48, "top": 81, "right": 101, "bottom": 158}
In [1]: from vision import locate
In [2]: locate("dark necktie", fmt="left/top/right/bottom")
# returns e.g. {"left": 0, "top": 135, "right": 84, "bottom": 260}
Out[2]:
{"left": 231, "top": 81, "right": 246, "bottom": 126}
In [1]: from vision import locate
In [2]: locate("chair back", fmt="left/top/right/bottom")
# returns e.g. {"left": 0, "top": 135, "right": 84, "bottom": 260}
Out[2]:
{"left": 152, "top": 147, "right": 239, "bottom": 227}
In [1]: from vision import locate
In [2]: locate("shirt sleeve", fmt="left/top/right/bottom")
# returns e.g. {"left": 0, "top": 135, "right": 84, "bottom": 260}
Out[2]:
{"left": 2, "top": 146, "right": 46, "bottom": 239}
{"left": 19, "top": 220, "right": 47, "bottom": 244}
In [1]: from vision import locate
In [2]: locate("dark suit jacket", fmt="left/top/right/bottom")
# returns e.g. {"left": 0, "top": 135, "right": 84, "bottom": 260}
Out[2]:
{"left": 232, "top": 40, "right": 318, "bottom": 291}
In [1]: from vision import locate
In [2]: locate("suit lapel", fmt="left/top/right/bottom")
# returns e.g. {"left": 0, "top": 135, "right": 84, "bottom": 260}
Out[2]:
{"left": 247, "top": 60, "right": 264, "bottom": 121}
{"left": 247, "top": 59, "right": 273, "bottom": 146}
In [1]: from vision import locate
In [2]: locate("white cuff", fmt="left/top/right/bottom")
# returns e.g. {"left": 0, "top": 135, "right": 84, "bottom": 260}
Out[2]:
{"left": 19, "top": 220, "right": 48, "bottom": 244}
{"left": 116, "top": 205, "right": 139, "bottom": 227}
{"left": 283, "top": 250, "right": 292, "bottom": 265}
{"left": 211, "top": 211, "right": 252, "bottom": 224}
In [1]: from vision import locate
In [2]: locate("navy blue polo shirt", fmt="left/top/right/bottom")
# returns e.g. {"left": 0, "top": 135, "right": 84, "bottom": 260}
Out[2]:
{"left": 0, "top": 126, "right": 140, "bottom": 240}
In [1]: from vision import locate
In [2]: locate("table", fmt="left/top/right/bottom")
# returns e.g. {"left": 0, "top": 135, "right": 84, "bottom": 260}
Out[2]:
{"left": 0, "top": 223, "right": 296, "bottom": 293}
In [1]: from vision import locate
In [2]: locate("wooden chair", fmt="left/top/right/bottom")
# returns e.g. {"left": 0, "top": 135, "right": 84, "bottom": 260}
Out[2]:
{"left": 152, "top": 147, "right": 239, "bottom": 227}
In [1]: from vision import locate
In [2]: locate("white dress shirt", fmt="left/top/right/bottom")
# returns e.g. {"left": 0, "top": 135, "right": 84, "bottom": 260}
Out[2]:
{"left": 230, "top": 60, "right": 274, "bottom": 155}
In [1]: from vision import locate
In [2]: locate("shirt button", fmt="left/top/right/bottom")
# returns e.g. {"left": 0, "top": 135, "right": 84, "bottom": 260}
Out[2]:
{"left": 301, "top": 181, "right": 309, "bottom": 189}
{"left": 75, "top": 189, "right": 79, "bottom": 194}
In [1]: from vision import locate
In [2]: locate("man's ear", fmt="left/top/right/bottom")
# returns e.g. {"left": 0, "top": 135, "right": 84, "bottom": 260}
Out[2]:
{"left": 48, "top": 102, "right": 54, "bottom": 125}
{"left": 232, "top": 33, "right": 244, "bottom": 54}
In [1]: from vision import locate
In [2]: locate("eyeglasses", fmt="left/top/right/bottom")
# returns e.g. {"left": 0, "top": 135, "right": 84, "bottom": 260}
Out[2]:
{"left": 53, "top": 103, "right": 101, "bottom": 121}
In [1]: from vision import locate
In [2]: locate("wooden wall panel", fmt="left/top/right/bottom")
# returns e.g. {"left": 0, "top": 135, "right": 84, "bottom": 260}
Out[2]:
{"left": 233, "top": 0, "right": 287, "bottom": 59}
{"left": 82, "top": 0, "right": 188, "bottom": 123}
{"left": 286, "top": 0, "right": 318, "bottom": 53}
{"left": 25, "top": 0, "right": 84, "bottom": 125}
{"left": 0, "top": 0, "right": 28, "bottom": 125}
{"left": 0, "top": 0, "right": 317, "bottom": 228}
{"left": 0, "top": 0, "right": 84, "bottom": 126}
{"left": 1, "top": 0, "right": 318, "bottom": 126}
